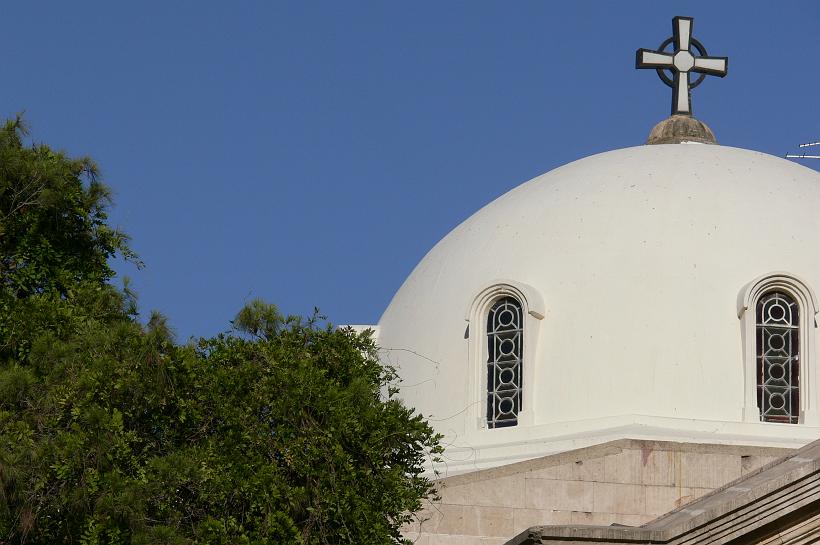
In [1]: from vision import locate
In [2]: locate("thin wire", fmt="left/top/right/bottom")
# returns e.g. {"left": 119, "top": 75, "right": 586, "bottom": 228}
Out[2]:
{"left": 378, "top": 347, "right": 441, "bottom": 368}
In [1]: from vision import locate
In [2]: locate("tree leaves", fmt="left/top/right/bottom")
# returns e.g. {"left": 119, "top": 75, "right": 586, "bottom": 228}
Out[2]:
{"left": 0, "top": 118, "right": 441, "bottom": 544}
{"left": 0, "top": 114, "right": 138, "bottom": 301}
{"left": 2, "top": 299, "right": 442, "bottom": 544}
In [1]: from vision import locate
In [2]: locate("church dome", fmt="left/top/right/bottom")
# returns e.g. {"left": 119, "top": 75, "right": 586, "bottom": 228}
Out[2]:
{"left": 376, "top": 143, "right": 820, "bottom": 473}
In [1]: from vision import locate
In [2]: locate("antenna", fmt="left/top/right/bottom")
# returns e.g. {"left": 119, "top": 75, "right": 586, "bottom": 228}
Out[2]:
{"left": 786, "top": 141, "right": 820, "bottom": 160}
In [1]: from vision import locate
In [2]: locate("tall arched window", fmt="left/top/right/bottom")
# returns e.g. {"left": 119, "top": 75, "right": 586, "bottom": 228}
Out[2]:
{"left": 740, "top": 273, "right": 819, "bottom": 425}
{"left": 756, "top": 291, "right": 800, "bottom": 423}
{"left": 467, "top": 281, "right": 543, "bottom": 431}
{"left": 486, "top": 297, "right": 523, "bottom": 428}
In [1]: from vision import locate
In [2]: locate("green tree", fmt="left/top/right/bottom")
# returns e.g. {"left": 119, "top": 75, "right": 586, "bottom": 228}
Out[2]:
{"left": 0, "top": 114, "right": 138, "bottom": 363}
{"left": 0, "top": 115, "right": 135, "bottom": 298}
{"left": 0, "top": 118, "right": 441, "bottom": 544}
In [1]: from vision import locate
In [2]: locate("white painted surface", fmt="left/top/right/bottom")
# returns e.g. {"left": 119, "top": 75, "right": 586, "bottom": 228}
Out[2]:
{"left": 376, "top": 144, "right": 820, "bottom": 474}
{"left": 676, "top": 77, "right": 690, "bottom": 113}
{"left": 641, "top": 51, "right": 672, "bottom": 66}
{"left": 677, "top": 18, "right": 692, "bottom": 51}
{"left": 694, "top": 57, "right": 727, "bottom": 73}
{"left": 673, "top": 51, "right": 694, "bottom": 71}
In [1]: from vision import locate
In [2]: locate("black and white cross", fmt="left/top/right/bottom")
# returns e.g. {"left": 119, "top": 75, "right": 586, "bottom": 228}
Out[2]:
{"left": 636, "top": 16, "right": 728, "bottom": 116}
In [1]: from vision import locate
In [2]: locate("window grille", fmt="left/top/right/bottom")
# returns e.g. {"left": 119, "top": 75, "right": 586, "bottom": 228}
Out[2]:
{"left": 487, "top": 297, "right": 523, "bottom": 428}
{"left": 757, "top": 291, "right": 800, "bottom": 423}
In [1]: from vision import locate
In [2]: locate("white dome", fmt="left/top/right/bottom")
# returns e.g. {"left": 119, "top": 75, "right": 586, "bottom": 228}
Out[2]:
{"left": 376, "top": 143, "right": 820, "bottom": 473}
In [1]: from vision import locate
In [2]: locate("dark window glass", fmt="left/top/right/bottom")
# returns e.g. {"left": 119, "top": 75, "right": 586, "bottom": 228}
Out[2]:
{"left": 487, "top": 297, "right": 523, "bottom": 428}
{"left": 756, "top": 291, "right": 799, "bottom": 424}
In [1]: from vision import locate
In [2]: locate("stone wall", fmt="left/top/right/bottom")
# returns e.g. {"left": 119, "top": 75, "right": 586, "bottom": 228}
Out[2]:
{"left": 402, "top": 439, "right": 793, "bottom": 545}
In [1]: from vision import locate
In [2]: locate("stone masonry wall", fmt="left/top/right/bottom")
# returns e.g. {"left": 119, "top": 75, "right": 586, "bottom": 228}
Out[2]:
{"left": 402, "top": 439, "right": 793, "bottom": 545}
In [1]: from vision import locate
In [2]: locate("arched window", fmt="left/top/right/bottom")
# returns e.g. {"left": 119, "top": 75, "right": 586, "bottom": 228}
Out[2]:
{"left": 486, "top": 297, "right": 523, "bottom": 428}
{"left": 739, "top": 273, "right": 819, "bottom": 425}
{"left": 467, "top": 281, "right": 543, "bottom": 431}
{"left": 756, "top": 292, "right": 800, "bottom": 423}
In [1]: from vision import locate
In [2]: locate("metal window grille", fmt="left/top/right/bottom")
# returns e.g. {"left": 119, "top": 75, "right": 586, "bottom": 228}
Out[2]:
{"left": 756, "top": 291, "right": 800, "bottom": 424}
{"left": 486, "top": 297, "right": 523, "bottom": 428}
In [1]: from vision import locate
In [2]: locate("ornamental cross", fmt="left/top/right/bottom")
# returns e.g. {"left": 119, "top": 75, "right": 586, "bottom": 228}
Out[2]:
{"left": 636, "top": 16, "right": 728, "bottom": 116}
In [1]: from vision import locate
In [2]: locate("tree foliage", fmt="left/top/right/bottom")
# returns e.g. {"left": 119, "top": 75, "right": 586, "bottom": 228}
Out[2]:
{"left": 0, "top": 115, "right": 135, "bottom": 298}
{"left": 0, "top": 118, "right": 441, "bottom": 544}
{"left": 0, "top": 114, "right": 138, "bottom": 364}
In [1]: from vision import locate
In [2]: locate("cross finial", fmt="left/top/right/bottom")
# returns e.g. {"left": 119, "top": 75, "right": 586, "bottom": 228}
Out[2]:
{"left": 636, "top": 16, "right": 728, "bottom": 116}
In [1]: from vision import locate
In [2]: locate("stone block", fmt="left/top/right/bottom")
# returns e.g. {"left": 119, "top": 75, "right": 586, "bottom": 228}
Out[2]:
{"left": 570, "top": 511, "right": 618, "bottom": 525}
{"left": 439, "top": 482, "right": 471, "bottom": 505}
{"left": 427, "top": 535, "right": 469, "bottom": 545}
{"left": 741, "top": 455, "right": 780, "bottom": 476}
{"left": 462, "top": 506, "right": 514, "bottom": 537}
{"left": 690, "top": 487, "right": 712, "bottom": 500}
{"left": 524, "top": 478, "right": 594, "bottom": 511}
{"left": 644, "top": 485, "right": 686, "bottom": 516}
{"left": 462, "top": 474, "right": 525, "bottom": 508}
{"left": 401, "top": 517, "right": 420, "bottom": 535}
{"left": 679, "top": 452, "right": 741, "bottom": 488}
{"left": 644, "top": 485, "right": 714, "bottom": 516}
{"left": 526, "top": 463, "right": 572, "bottom": 480}
{"left": 640, "top": 449, "right": 677, "bottom": 486}
{"left": 593, "top": 482, "right": 646, "bottom": 515}
{"left": 571, "top": 456, "right": 606, "bottom": 481}
{"left": 603, "top": 449, "right": 643, "bottom": 484}
{"left": 418, "top": 504, "right": 467, "bottom": 535}
{"left": 408, "top": 503, "right": 444, "bottom": 534}
{"left": 512, "top": 508, "right": 573, "bottom": 533}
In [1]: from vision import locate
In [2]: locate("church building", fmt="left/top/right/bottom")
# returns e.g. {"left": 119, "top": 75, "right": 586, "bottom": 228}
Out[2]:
{"left": 365, "top": 17, "right": 820, "bottom": 545}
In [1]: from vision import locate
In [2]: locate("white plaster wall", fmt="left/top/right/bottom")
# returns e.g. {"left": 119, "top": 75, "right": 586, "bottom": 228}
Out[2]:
{"left": 377, "top": 144, "right": 820, "bottom": 473}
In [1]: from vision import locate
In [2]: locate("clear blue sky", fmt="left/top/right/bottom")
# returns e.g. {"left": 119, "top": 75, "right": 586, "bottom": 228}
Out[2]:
{"left": 4, "top": 2, "right": 819, "bottom": 339}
